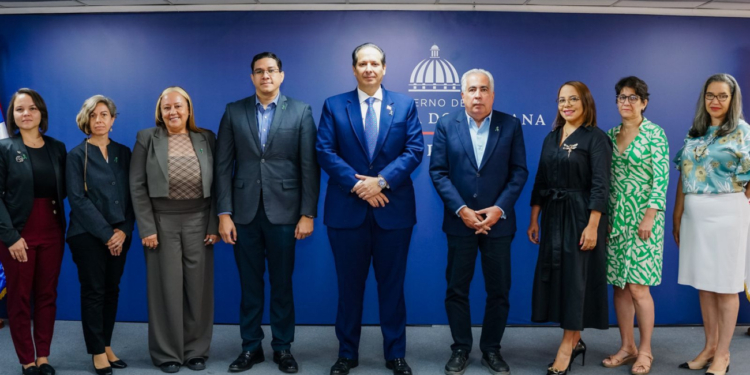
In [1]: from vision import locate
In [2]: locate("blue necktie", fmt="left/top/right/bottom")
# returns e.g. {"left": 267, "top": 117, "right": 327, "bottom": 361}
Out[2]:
{"left": 364, "top": 97, "right": 378, "bottom": 158}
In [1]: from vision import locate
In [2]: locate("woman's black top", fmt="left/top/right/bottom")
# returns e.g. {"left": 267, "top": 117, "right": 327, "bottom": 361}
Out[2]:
{"left": 27, "top": 144, "right": 58, "bottom": 198}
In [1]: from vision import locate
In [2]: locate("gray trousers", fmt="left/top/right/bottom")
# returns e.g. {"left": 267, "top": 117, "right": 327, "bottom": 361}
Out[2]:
{"left": 145, "top": 204, "right": 214, "bottom": 366}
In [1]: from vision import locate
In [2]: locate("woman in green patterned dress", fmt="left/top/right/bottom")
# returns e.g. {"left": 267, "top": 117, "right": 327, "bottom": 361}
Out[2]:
{"left": 602, "top": 77, "right": 669, "bottom": 375}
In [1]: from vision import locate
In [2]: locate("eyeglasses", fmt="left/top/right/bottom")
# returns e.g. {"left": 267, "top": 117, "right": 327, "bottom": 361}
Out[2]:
{"left": 705, "top": 93, "right": 730, "bottom": 102}
{"left": 557, "top": 96, "right": 580, "bottom": 106}
{"left": 616, "top": 94, "right": 640, "bottom": 104}
{"left": 253, "top": 68, "right": 280, "bottom": 76}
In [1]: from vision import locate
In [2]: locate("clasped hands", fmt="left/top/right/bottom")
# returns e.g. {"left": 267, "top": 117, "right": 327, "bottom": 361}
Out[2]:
{"left": 107, "top": 229, "right": 127, "bottom": 256}
{"left": 459, "top": 206, "right": 503, "bottom": 235}
{"left": 353, "top": 174, "right": 389, "bottom": 208}
{"left": 142, "top": 232, "right": 220, "bottom": 249}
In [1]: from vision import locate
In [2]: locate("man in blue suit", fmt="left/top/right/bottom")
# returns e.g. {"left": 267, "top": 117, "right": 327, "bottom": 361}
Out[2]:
{"left": 429, "top": 69, "right": 528, "bottom": 375}
{"left": 316, "top": 43, "right": 424, "bottom": 375}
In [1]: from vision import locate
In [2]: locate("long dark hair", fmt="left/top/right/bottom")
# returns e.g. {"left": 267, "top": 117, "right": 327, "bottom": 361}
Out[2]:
{"left": 553, "top": 81, "right": 597, "bottom": 130}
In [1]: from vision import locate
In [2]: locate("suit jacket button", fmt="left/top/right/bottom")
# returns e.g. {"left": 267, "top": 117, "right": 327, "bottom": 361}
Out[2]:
{"left": 257, "top": 180, "right": 260, "bottom": 184}
{"left": 111, "top": 181, "right": 116, "bottom": 185}
{"left": 369, "top": 165, "right": 373, "bottom": 169}
{"left": 115, "top": 200, "right": 119, "bottom": 204}
{"left": 476, "top": 173, "right": 480, "bottom": 177}
{"left": 53, "top": 210, "right": 57, "bottom": 214}
{"left": 51, "top": 200, "right": 56, "bottom": 205}
{"left": 261, "top": 159, "right": 265, "bottom": 163}
{"left": 473, "top": 194, "right": 477, "bottom": 198}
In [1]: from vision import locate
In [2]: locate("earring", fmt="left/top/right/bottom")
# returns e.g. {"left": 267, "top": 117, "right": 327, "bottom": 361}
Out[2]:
{"left": 109, "top": 127, "right": 113, "bottom": 132}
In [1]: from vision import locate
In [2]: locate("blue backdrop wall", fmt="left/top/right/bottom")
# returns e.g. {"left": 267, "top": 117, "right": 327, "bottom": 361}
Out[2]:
{"left": 1, "top": 10, "right": 749, "bottom": 326}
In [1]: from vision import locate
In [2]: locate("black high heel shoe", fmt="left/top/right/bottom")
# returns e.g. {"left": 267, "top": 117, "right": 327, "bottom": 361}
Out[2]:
{"left": 547, "top": 340, "right": 586, "bottom": 375}
{"left": 92, "top": 357, "right": 113, "bottom": 375}
{"left": 572, "top": 339, "right": 586, "bottom": 366}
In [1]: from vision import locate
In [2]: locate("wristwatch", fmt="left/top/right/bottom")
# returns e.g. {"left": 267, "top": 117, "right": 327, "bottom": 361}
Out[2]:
{"left": 304, "top": 215, "right": 314, "bottom": 219}
{"left": 378, "top": 175, "right": 387, "bottom": 189}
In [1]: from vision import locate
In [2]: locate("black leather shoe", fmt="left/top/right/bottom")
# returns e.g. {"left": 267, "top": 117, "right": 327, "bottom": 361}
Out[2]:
{"left": 273, "top": 350, "right": 299, "bottom": 373}
{"left": 330, "top": 358, "right": 359, "bottom": 375}
{"left": 21, "top": 366, "right": 40, "bottom": 375}
{"left": 385, "top": 358, "right": 412, "bottom": 375}
{"left": 109, "top": 359, "right": 128, "bottom": 369}
{"left": 159, "top": 362, "right": 181, "bottom": 373}
{"left": 445, "top": 349, "right": 469, "bottom": 375}
{"left": 229, "top": 350, "right": 265, "bottom": 373}
{"left": 481, "top": 350, "right": 510, "bottom": 375}
{"left": 38, "top": 364, "right": 55, "bottom": 375}
{"left": 185, "top": 357, "right": 206, "bottom": 371}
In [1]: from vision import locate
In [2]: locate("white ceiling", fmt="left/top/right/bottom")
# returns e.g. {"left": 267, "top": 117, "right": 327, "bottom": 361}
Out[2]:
{"left": 3, "top": 0, "right": 750, "bottom": 16}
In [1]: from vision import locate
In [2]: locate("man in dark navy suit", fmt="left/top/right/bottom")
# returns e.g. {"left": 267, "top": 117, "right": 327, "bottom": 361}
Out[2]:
{"left": 316, "top": 43, "right": 424, "bottom": 375}
{"left": 430, "top": 69, "right": 528, "bottom": 375}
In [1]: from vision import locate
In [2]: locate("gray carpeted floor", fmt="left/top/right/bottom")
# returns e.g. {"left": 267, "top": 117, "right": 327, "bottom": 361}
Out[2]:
{"left": 0, "top": 321, "right": 748, "bottom": 374}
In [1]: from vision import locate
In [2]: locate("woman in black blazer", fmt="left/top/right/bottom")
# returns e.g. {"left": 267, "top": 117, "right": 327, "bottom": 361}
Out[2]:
{"left": 0, "top": 88, "right": 67, "bottom": 375}
{"left": 66, "top": 95, "right": 133, "bottom": 375}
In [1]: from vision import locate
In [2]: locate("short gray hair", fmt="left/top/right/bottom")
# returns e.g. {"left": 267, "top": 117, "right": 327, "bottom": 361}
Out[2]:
{"left": 76, "top": 95, "right": 117, "bottom": 135}
{"left": 461, "top": 69, "right": 495, "bottom": 93}
{"left": 690, "top": 73, "right": 744, "bottom": 138}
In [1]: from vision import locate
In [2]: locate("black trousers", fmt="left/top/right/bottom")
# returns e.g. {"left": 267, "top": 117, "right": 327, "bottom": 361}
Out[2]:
{"left": 445, "top": 234, "right": 512, "bottom": 353}
{"left": 68, "top": 232, "right": 130, "bottom": 355}
{"left": 235, "top": 203, "right": 296, "bottom": 352}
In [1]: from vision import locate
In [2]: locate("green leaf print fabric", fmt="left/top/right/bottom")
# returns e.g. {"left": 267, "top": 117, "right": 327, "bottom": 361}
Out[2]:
{"left": 606, "top": 119, "right": 669, "bottom": 288}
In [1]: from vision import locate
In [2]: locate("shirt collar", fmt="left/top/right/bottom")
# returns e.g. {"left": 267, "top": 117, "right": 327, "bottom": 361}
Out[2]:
{"left": 465, "top": 111, "right": 492, "bottom": 128}
{"left": 357, "top": 87, "right": 383, "bottom": 104}
{"left": 256, "top": 92, "right": 281, "bottom": 109}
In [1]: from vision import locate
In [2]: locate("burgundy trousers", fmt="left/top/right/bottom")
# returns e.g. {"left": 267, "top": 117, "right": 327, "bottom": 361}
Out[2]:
{"left": 0, "top": 198, "right": 64, "bottom": 364}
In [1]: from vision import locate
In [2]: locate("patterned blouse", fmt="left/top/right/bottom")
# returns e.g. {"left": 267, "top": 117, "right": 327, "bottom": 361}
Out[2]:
{"left": 673, "top": 120, "right": 750, "bottom": 194}
{"left": 168, "top": 133, "right": 203, "bottom": 200}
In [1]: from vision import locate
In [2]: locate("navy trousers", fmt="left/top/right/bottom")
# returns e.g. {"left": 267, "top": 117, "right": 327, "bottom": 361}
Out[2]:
{"left": 327, "top": 208, "right": 413, "bottom": 361}
{"left": 445, "top": 234, "right": 512, "bottom": 353}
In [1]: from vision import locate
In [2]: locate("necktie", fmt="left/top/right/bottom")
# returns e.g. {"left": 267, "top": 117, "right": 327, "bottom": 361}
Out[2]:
{"left": 364, "top": 97, "right": 378, "bottom": 158}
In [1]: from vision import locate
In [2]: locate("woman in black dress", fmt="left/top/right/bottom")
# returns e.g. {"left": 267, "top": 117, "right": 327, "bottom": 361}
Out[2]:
{"left": 527, "top": 81, "right": 612, "bottom": 375}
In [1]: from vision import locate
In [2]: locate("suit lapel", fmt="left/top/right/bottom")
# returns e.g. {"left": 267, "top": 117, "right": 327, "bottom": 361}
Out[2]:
{"left": 264, "top": 94, "right": 287, "bottom": 150}
{"left": 346, "top": 90, "right": 369, "bottom": 157}
{"left": 478, "top": 112, "right": 501, "bottom": 171}
{"left": 43, "top": 136, "right": 63, "bottom": 191}
{"left": 152, "top": 127, "right": 170, "bottom": 181}
{"left": 243, "top": 96, "right": 262, "bottom": 152}
{"left": 188, "top": 131, "right": 210, "bottom": 196}
{"left": 456, "top": 114, "right": 479, "bottom": 170}
{"left": 371, "top": 89, "right": 394, "bottom": 161}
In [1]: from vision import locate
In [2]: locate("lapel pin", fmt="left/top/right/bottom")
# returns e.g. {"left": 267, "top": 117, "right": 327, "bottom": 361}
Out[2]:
{"left": 282, "top": 103, "right": 287, "bottom": 110}
{"left": 387, "top": 105, "right": 393, "bottom": 116}
{"left": 22, "top": 154, "right": 27, "bottom": 160}
{"left": 114, "top": 157, "right": 119, "bottom": 163}
{"left": 495, "top": 126, "right": 499, "bottom": 132}
{"left": 15, "top": 155, "right": 23, "bottom": 163}
{"left": 200, "top": 148, "right": 204, "bottom": 154}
